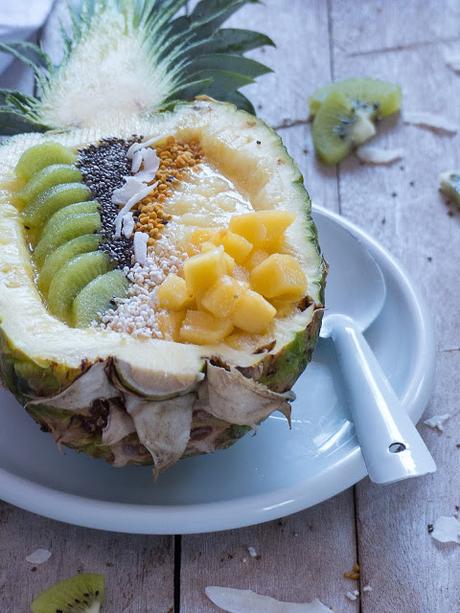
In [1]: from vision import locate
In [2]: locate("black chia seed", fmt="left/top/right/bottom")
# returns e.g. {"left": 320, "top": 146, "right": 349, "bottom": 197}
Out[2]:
{"left": 77, "top": 137, "right": 139, "bottom": 268}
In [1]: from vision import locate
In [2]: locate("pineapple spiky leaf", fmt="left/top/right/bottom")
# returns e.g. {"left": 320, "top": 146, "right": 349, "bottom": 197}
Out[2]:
{"left": 0, "top": 0, "right": 272, "bottom": 134}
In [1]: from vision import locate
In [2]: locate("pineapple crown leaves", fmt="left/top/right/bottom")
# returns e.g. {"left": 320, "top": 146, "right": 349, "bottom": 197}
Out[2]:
{"left": 0, "top": 0, "right": 274, "bottom": 135}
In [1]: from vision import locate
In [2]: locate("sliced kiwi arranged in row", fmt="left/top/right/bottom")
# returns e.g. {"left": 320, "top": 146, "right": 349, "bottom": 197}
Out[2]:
{"left": 309, "top": 78, "right": 402, "bottom": 165}
{"left": 15, "top": 142, "right": 129, "bottom": 327}
{"left": 31, "top": 572, "right": 105, "bottom": 613}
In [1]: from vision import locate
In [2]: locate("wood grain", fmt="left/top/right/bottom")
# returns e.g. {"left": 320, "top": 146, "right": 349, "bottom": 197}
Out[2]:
{"left": 180, "top": 491, "right": 359, "bottom": 612}
{"left": 0, "top": 503, "right": 174, "bottom": 613}
{"left": 330, "top": 3, "right": 460, "bottom": 611}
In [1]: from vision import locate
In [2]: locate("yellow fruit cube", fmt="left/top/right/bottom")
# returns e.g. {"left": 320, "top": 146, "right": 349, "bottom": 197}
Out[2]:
{"left": 250, "top": 254, "right": 307, "bottom": 300}
{"left": 220, "top": 231, "right": 253, "bottom": 263}
{"left": 232, "top": 289, "right": 276, "bottom": 334}
{"left": 189, "top": 229, "right": 214, "bottom": 246}
{"left": 180, "top": 310, "right": 233, "bottom": 345}
{"left": 157, "top": 274, "right": 192, "bottom": 311}
{"left": 245, "top": 249, "right": 269, "bottom": 270}
{"left": 200, "top": 275, "right": 243, "bottom": 318}
{"left": 257, "top": 210, "right": 295, "bottom": 239}
{"left": 223, "top": 252, "right": 236, "bottom": 274}
{"left": 229, "top": 212, "right": 267, "bottom": 246}
{"left": 183, "top": 247, "right": 226, "bottom": 296}
{"left": 157, "top": 310, "right": 186, "bottom": 341}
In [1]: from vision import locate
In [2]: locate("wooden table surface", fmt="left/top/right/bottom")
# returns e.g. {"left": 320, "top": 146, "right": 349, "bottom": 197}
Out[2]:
{"left": 1, "top": 1, "right": 459, "bottom": 611}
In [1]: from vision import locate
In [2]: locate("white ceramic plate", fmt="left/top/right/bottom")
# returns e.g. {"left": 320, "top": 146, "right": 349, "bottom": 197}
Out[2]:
{"left": 0, "top": 206, "right": 435, "bottom": 534}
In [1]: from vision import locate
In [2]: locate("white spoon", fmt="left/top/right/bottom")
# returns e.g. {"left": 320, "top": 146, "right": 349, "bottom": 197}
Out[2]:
{"left": 318, "top": 216, "right": 436, "bottom": 484}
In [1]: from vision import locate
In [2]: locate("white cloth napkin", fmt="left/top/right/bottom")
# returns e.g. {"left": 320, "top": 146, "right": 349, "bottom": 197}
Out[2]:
{"left": 0, "top": 0, "right": 54, "bottom": 73}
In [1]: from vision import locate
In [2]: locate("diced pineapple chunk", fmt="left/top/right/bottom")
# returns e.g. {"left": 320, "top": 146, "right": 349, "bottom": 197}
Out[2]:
{"left": 200, "top": 275, "right": 243, "bottom": 318}
{"left": 256, "top": 210, "right": 295, "bottom": 240}
{"left": 180, "top": 310, "right": 233, "bottom": 345}
{"left": 157, "top": 274, "right": 192, "bottom": 311}
{"left": 229, "top": 212, "right": 267, "bottom": 246}
{"left": 157, "top": 310, "right": 186, "bottom": 341}
{"left": 219, "top": 231, "right": 253, "bottom": 263}
{"left": 223, "top": 252, "right": 236, "bottom": 274}
{"left": 189, "top": 229, "right": 214, "bottom": 246}
{"left": 245, "top": 248, "right": 269, "bottom": 270}
{"left": 183, "top": 247, "right": 226, "bottom": 296}
{"left": 232, "top": 289, "right": 276, "bottom": 334}
{"left": 250, "top": 253, "right": 307, "bottom": 300}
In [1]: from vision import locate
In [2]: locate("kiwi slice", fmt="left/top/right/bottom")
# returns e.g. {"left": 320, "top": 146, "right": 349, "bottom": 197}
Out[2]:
{"left": 34, "top": 213, "right": 101, "bottom": 266}
{"left": 439, "top": 171, "right": 460, "bottom": 208}
{"left": 72, "top": 269, "right": 129, "bottom": 327}
{"left": 309, "top": 78, "right": 402, "bottom": 118}
{"left": 38, "top": 234, "right": 101, "bottom": 295}
{"left": 47, "top": 251, "right": 114, "bottom": 322}
{"left": 16, "top": 164, "right": 82, "bottom": 207}
{"left": 40, "top": 200, "right": 100, "bottom": 240}
{"left": 15, "top": 142, "right": 76, "bottom": 182}
{"left": 312, "top": 90, "right": 379, "bottom": 164}
{"left": 31, "top": 572, "right": 105, "bottom": 613}
{"left": 22, "top": 182, "right": 92, "bottom": 230}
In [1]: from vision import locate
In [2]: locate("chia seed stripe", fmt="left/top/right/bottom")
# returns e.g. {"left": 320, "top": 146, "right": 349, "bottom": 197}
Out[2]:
{"left": 77, "top": 137, "right": 137, "bottom": 268}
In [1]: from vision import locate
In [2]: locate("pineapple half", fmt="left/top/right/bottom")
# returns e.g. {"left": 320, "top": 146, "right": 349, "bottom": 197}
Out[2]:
{"left": 0, "top": 1, "right": 326, "bottom": 474}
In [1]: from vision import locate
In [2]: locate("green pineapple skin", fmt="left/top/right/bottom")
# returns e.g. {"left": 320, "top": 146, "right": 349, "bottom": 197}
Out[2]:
{"left": 0, "top": 101, "right": 326, "bottom": 469}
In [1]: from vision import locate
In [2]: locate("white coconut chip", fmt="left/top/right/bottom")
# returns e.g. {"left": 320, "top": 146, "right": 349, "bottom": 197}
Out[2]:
{"left": 114, "top": 184, "right": 155, "bottom": 237}
{"left": 134, "top": 147, "right": 160, "bottom": 183}
{"left": 121, "top": 212, "right": 135, "bottom": 239}
{"left": 345, "top": 590, "right": 359, "bottom": 601}
{"left": 131, "top": 149, "right": 143, "bottom": 174}
{"left": 133, "top": 231, "right": 149, "bottom": 265}
{"left": 127, "top": 135, "right": 159, "bottom": 158}
{"left": 247, "top": 546, "right": 258, "bottom": 558}
{"left": 403, "top": 112, "right": 458, "bottom": 134}
{"left": 431, "top": 516, "right": 460, "bottom": 544}
{"left": 356, "top": 144, "right": 404, "bottom": 164}
{"left": 444, "top": 52, "right": 460, "bottom": 73}
{"left": 112, "top": 176, "right": 146, "bottom": 205}
{"left": 26, "top": 548, "right": 51, "bottom": 565}
{"left": 423, "top": 413, "right": 451, "bottom": 432}
{"left": 205, "top": 587, "right": 332, "bottom": 613}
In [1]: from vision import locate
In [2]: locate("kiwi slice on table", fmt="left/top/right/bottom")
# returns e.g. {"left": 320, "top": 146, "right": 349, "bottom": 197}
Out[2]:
{"left": 47, "top": 251, "right": 114, "bottom": 321}
{"left": 34, "top": 213, "right": 102, "bottom": 266}
{"left": 38, "top": 234, "right": 101, "bottom": 294}
{"left": 72, "top": 269, "right": 129, "bottom": 327}
{"left": 309, "top": 77, "right": 402, "bottom": 118}
{"left": 31, "top": 572, "right": 105, "bottom": 613}
{"left": 22, "top": 182, "right": 92, "bottom": 230}
{"left": 15, "top": 142, "right": 76, "bottom": 182}
{"left": 309, "top": 78, "right": 402, "bottom": 164}
{"left": 312, "top": 90, "right": 378, "bottom": 165}
{"left": 439, "top": 171, "right": 460, "bottom": 208}
{"left": 16, "top": 164, "right": 82, "bottom": 207}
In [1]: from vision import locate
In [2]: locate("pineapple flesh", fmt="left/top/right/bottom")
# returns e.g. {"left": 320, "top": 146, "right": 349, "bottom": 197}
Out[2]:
{"left": 0, "top": 0, "right": 326, "bottom": 476}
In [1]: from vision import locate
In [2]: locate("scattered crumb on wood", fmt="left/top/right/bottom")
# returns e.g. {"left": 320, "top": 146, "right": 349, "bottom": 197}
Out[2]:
{"left": 343, "top": 563, "right": 360, "bottom": 580}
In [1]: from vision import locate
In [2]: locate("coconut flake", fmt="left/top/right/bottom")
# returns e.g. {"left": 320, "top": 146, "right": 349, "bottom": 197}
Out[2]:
{"left": 403, "top": 112, "right": 458, "bottom": 134}
{"left": 114, "top": 183, "right": 155, "bottom": 237}
{"left": 423, "top": 413, "right": 451, "bottom": 432}
{"left": 345, "top": 590, "right": 359, "bottom": 601}
{"left": 112, "top": 176, "right": 146, "bottom": 205}
{"left": 134, "top": 147, "right": 160, "bottom": 183}
{"left": 362, "top": 585, "right": 372, "bottom": 593}
{"left": 121, "top": 212, "right": 135, "bottom": 239}
{"left": 356, "top": 144, "right": 404, "bottom": 164}
{"left": 127, "top": 136, "right": 159, "bottom": 159}
{"left": 131, "top": 149, "right": 143, "bottom": 174}
{"left": 445, "top": 52, "right": 460, "bottom": 73}
{"left": 205, "top": 587, "right": 332, "bottom": 612}
{"left": 247, "top": 546, "right": 258, "bottom": 558}
{"left": 133, "top": 231, "right": 149, "bottom": 265}
{"left": 431, "top": 516, "right": 460, "bottom": 544}
{"left": 26, "top": 548, "right": 51, "bottom": 565}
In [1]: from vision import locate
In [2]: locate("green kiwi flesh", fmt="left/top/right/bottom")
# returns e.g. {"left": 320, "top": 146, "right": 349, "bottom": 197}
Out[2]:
{"left": 31, "top": 572, "right": 105, "bottom": 613}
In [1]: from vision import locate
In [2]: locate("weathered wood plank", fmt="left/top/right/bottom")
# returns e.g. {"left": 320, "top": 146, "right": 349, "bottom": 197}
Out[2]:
{"left": 0, "top": 503, "right": 174, "bottom": 613}
{"left": 181, "top": 491, "right": 359, "bottom": 612}
{"left": 330, "top": 6, "right": 460, "bottom": 611}
{"left": 331, "top": 0, "right": 460, "bottom": 55}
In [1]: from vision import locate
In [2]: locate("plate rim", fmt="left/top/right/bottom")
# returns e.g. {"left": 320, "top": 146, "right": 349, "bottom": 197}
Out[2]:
{"left": 0, "top": 205, "right": 436, "bottom": 534}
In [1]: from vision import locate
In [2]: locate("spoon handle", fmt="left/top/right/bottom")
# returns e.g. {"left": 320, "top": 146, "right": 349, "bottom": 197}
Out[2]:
{"left": 328, "top": 314, "right": 436, "bottom": 484}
